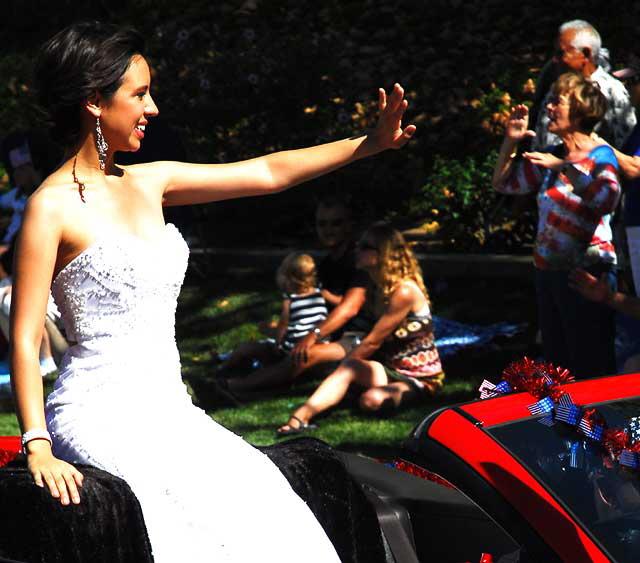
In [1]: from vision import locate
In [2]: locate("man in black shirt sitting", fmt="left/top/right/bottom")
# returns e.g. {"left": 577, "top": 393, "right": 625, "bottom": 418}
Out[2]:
{"left": 226, "top": 193, "right": 372, "bottom": 395}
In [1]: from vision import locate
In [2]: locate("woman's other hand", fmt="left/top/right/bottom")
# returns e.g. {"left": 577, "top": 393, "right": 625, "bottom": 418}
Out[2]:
{"left": 26, "top": 440, "right": 83, "bottom": 505}
{"left": 371, "top": 83, "right": 416, "bottom": 150}
{"left": 505, "top": 104, "right": 535, "bottom": 142}
{"left": 523, "top": 151, "right": 564, "bottom": 171}
{"left": 568, "top": 269, "right": 612, "bottom": 304}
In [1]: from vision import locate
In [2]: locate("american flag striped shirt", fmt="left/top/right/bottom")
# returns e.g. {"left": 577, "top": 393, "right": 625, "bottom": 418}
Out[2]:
{"left": 496, "top": 145, "right": 620, "bottom": 270}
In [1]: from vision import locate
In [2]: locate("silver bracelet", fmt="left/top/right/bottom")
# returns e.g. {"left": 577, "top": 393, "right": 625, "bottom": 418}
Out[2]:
{"left": 21, "top": 428, "right": 52, "bottom": 454}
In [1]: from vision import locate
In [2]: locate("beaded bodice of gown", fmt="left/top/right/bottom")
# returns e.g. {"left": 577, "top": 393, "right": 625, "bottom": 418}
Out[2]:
{"left": 47, "top": 223, "right": 189, "bottom": 406}
{"left": 52, "top": 222, "right": 186, "bottom": 346}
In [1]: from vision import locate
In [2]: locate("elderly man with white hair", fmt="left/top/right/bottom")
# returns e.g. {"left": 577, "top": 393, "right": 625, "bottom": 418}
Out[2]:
{"left": 534, "top": 19, "right": 636, "bottom": 150}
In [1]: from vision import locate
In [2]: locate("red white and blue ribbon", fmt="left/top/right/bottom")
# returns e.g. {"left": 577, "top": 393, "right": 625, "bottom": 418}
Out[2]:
{"left": 479, "top": 357, "right": 640, "bottom": 475}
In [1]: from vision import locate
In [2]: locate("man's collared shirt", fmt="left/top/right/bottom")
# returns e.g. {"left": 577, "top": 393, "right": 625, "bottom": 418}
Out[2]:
{"left": 534, "top": 66, "right": 637, "bottom": 150}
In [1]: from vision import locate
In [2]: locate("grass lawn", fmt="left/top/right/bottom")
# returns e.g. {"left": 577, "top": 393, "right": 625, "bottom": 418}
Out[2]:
{"left": 179, "top": 264, "right": 536, "bottom": 455}
{"left": 0, "top": 264, "right": 536, "bottom": 456}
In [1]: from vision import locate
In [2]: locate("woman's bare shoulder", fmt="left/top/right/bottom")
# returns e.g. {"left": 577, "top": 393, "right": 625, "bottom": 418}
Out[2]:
{"left": 389, "top": 279, "right": 422, "bottom": 304}
{"left": 26, "top": 171, "right": 81, "bottom": 224}
{"left": 119, "top": 160, "right": 181, "bottom": 178}
{"left": 118, "top": 161, "right": 174, "bottom": 195}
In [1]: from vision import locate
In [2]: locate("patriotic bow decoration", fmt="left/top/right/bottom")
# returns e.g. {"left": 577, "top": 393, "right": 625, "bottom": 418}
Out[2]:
{"left": 479, "top": 357, "right": 640, "bottom": 474}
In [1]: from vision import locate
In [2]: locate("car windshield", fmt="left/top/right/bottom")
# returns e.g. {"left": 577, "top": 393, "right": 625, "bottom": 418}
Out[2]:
{"left": 488, "top": 397, "right": 640, "bottom": 563}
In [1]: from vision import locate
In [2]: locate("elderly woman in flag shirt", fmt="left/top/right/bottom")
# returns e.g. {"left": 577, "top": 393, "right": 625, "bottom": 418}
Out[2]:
{"left": 492, "top": 71, "right": 620, "bottom": 379}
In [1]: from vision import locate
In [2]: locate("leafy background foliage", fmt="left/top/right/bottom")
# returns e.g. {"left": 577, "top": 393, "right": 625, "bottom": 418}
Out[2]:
{"left": 1, "top": 0, "right": 638, "bottom": 249}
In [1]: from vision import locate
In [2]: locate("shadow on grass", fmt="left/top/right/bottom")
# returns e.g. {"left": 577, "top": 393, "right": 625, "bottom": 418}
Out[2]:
{"left": 204, "top": 382, "right": 480, "bottom": 452}
{"left": 177, "top": 297, "right": 278, "bottom": 345}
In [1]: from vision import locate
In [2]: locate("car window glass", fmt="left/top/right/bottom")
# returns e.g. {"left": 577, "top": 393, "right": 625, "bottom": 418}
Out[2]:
{"left": 488, "top": 398, "right": 640, "bottom": 563}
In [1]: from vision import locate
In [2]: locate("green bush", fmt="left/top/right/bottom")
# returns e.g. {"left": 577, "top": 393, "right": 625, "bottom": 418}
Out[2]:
{"left": 400, "top": 150, "right": 535, "bottom": 252}
{"left": 0, "top": 1, "right": 636, "bottom": 250}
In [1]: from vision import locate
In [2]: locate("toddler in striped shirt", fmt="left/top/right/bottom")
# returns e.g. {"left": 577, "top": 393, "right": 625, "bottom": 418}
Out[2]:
{"left": 219, "top": 253, "right": 328, "bottom": 371}
{"left": 275, "top": 253, "right": 329, "bottom": 351}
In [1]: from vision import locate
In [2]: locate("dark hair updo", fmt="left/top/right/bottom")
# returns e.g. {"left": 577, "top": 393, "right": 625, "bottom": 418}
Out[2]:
{"left": 34, "top": 21, "right": 145, "bottom": 149}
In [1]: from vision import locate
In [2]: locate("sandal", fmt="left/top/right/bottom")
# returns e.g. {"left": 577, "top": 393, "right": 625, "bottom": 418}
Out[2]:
{"left": 276, "top": 415, "right": 318, "bottom": 437}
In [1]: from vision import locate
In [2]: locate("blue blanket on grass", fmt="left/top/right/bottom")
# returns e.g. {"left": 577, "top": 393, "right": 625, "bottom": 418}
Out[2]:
{"left": 0, "top": 361, "right": 10, "bottom": 395}
{"left": 433, "top": 316, "right": 525, "bottom": 357}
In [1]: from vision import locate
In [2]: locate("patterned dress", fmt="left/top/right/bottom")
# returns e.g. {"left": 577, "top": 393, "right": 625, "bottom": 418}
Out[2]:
{"left": 379, "top": 302, "right": 443, "bottom": 394}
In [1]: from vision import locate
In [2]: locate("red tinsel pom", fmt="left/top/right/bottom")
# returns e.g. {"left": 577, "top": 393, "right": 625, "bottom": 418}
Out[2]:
{"left": 547, "top": 386, "right": 566, "bottom": 402}
{"left": 551, "top": 365, "right": 574, "bottom": 384}
{"left": 581, "top": 408, "right": 606, "bottom": 431}
{"left": 526, "top": 374, "right": 550, "bottom": 399}
{"left": 502, "top": 357, "right": 538, "bottom": 391}
{"left": 500, "top": 357, "right": 572, "bottom": 400}
{"left": 603, "top": 429, "right": 629, "bottom": 457}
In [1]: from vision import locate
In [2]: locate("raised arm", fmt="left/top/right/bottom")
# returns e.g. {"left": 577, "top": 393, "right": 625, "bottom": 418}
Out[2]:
{"left": 157, "top": 84, "right": 416, "bottom": 206}
{"left": 10, "top": 194, "right": 83, "bottom": 505}
{"left": 492, "top": 104, "right": 542, "bottom": 194}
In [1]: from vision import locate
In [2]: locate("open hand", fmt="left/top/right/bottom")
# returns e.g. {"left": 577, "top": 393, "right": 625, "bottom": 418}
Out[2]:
{"left": 291, "top": 332, "right": 317, "bottom": 367}
{"left": 505, "top": 104, "right": 535, "bottom": 142}
{"left": 523, "top": 151, "right": 564, "bottom": 171}
{"left": 568, "top": 269, "right": 612, "bottom": 304}
{"left": 27, "top": 441, "right": 83, "bottom": 505}
{"left": 372, "top": 83, "right": 416, "bottom": 150}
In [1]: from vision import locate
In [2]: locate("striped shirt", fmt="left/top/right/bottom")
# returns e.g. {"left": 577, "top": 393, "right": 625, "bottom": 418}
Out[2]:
{"left": 281, "top": 289, "right": 328, "bottom": 350}
{"left": 496, "top": 145, "right": 620, "bottom": 270}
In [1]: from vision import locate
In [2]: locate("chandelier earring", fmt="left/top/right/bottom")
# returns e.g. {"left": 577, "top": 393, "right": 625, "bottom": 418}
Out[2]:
{"left": 95, "top": 117, "right": 109, "bottom": 170}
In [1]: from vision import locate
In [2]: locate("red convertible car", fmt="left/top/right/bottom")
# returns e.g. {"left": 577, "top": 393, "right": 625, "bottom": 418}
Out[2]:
{"left": 342, "top": 369, "right": 640, "bottom": 562}
{"left": 1, "top": 368, "right": 639, "bottom": 562}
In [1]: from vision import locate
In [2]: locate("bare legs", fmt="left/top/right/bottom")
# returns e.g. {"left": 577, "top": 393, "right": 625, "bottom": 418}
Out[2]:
{"left": 227, "top": 342, "right": 346, "bottom": 393}
{"left": 221, "top": 341, "right": 282, "bottom": 371}
{"left": 277, "top": 358, "right": 418, "bottom": 432}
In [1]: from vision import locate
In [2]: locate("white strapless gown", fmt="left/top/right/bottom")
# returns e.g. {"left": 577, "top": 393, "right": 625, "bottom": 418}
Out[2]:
{"left": 45, "top": 223, "right": 340, "bottom": 563}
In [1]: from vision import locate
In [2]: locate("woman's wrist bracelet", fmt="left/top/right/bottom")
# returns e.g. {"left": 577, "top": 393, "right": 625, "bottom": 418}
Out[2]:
{"left": 21, "top": 428, "right": 52, "bottom": 454}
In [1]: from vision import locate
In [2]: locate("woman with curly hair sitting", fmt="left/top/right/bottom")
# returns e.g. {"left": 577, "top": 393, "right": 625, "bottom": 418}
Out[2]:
{"left": 277, "top": 223, "right": 443, "bottom": 435}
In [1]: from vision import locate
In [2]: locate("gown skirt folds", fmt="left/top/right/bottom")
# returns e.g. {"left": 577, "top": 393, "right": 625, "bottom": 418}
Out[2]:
{"left": 43, "top": 224, "right": 345, "bottom": 563}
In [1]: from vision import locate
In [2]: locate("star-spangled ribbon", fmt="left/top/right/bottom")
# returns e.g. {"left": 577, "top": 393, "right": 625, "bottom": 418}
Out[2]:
{"left": 620, "top": 449, "right": 639, "bottom": 469}
{"left": 479, "top": 357, "right": 640, "bottom": 476}
{"left": 569, "top": 441, "right": 581, "bottom": 469}
{"left": 478, "top": 379, "right": 512, "bottom": 399}
{"left": 494, "top": 380, "right": 512, "bottom": 394}
{"left": 555, "top": 393, "right": 581, "bottom": 426}
{"left": 578, "top": 418, "right": 604, "bottom": 442}
{"left": 528, "top": 395, "right": 555, "bottom": 416}
{"left": 629, "top": 417, "right": 640, "bottom": 443}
